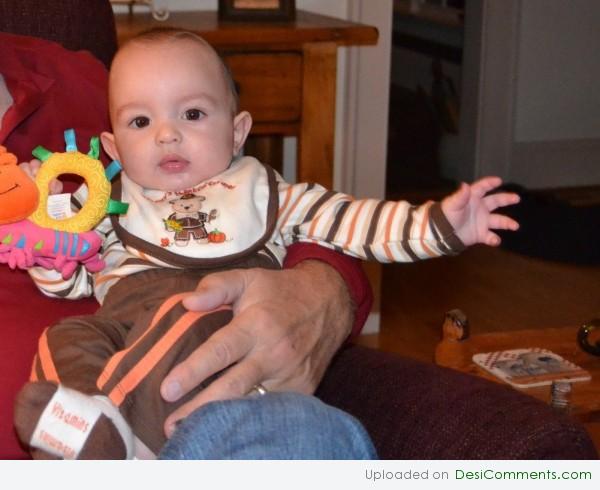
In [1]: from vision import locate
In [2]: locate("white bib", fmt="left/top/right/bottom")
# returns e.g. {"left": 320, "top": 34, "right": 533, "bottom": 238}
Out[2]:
{"left": 112, "top": 157, "right": 278, "bottom": 267}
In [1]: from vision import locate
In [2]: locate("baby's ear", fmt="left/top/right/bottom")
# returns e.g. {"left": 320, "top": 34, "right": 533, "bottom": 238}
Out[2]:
{"left": 100, "top": 132, "right": 121, "bottom": 162}
{"left": 232, "top": 111, "right": 253, "bottom": 156}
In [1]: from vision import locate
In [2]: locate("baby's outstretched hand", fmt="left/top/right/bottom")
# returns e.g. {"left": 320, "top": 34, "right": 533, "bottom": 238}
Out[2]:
{"left": 441, "top": 176, "right": 520, "bottom": 247}
{"left": 19, "top": 159, "right": 63, "bottom": 195}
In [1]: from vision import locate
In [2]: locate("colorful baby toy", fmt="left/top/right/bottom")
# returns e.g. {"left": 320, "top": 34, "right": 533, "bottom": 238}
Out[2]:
{"left": 0, "top": 130, "right": 128, "bottom": 279}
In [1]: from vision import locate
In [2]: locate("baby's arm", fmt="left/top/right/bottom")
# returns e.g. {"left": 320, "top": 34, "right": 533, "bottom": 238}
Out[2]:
{"left": 276, "top": 177, "right": 519, "bottom": 263}
{"left": 28, "top": 262, "right": 95, "bottom": 299}
{"left": 440, "top": 176, "right": 520, "bottom": 247}
{"left": 276, "top": 182, "right": 467, "bottom": 262}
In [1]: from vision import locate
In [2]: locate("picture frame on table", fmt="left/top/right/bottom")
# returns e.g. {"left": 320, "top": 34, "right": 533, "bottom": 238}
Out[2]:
{"left": 109, "top": 0, "right": 170, "bottom": 21}
{"left": 218, "top": 0, "right": 296, "bottom": 22}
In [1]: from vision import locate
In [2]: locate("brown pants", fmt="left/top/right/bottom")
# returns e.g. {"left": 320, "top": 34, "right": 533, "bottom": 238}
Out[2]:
{"left": 30, "top": 254, "right": 279, "bottom": 454}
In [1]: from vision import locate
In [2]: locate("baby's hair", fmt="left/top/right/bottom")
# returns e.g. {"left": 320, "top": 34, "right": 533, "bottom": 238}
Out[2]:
{"left": 117, "top": 28, "right": 240, "bottom": 114}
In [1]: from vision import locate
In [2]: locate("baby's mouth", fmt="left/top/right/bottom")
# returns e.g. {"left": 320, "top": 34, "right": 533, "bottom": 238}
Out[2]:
{"left": 159, "top": 155, "right": 190, "bottom": 173}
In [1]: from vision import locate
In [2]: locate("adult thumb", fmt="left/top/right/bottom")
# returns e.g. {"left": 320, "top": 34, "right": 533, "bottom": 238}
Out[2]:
{"left": 182, "top": 269, "right": 247, "bottom": 311}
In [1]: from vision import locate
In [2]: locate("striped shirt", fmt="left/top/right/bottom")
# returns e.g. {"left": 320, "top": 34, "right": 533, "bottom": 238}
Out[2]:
{"left": 29, "top": 158, "right": 464, "bottom": 303}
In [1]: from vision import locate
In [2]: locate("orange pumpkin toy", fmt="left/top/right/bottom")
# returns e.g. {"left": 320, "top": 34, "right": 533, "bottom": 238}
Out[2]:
{"left": 0, "top": 146, "right": 39, "bottom": 224}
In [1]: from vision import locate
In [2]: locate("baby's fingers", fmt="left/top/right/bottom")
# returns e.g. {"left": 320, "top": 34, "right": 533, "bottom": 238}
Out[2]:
{"left": 484, "top": 230, "right": 502, "bottom": 247}
{"left": 48, "top": 178, "right": 64, "bottom": 195}
{"left": 484, "top": 192, "right": 520, "bottom": 211}
{"left": 21, "top": 159, "right": 63, "bottom": 194}
{"left": 18, "top": 159, "right": 42, "bottom": 179}
{"left": 488, "top": 213, "right": 519, "bottom": 231}
{"left": 471, "top": 176, "right": 503, "bottom": 198}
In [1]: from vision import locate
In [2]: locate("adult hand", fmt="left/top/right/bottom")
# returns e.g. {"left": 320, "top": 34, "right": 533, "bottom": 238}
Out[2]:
{"left": 160, "top": 260, "right": 354, "bottom": 437}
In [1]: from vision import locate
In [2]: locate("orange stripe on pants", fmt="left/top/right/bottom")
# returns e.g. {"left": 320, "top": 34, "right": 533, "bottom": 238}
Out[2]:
{"left": 97, "top": 293, "right": 189, "bottom": 390}
{"left": 107, "top": 306, "right": 230, "bottom": 407}
{"left": 36, "top": 329, "right": 60, "bottom": 383}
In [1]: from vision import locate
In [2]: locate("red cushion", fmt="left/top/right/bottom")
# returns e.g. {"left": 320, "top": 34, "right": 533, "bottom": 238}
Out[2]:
{"left": 0, "top": 267, "right": 98, "bottom": 458}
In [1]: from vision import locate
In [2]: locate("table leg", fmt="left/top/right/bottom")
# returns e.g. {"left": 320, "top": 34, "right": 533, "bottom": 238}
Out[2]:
{"left": 299, "top": 42, "right": 337, "bottom": 189}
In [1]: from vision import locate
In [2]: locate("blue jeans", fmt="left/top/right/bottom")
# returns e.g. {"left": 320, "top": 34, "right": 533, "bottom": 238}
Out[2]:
{"left": 158, "top": 392, "right": 377, "bottom": 459}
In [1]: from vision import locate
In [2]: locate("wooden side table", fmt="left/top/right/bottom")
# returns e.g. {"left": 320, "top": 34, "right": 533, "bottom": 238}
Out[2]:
{"left": 115, "top": 10, "right": 379, "bottom": 188}
{"left": 435, "top": 317, "right": 600, "bottom": 449}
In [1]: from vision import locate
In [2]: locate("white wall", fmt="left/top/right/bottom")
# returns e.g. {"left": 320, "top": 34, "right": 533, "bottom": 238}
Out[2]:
{"left": 515, "top": 0, "right": 600, "bottom": 142}
{"left": 338, "top": 1, "right": 392, "bottom": 199}
{"left": 441, "top": 0, "right": 600, "bottom": 189}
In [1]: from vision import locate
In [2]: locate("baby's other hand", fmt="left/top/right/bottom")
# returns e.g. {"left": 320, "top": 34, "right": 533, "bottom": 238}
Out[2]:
{"left": 19, "top": 159, "right": 63, "bottom": 195}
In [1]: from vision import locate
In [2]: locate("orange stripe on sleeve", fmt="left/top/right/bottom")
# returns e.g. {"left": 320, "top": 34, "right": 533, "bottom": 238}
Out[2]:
{"left": 277, "top": 185, "right": 294, "bottom": 217}
{"left": 343, "top": 200, "right": 368, "bottom": 250}
{"left": 307, "top": 212, "right": 322, "bottom": 238}
{"left": 278, "top": 192, "right": 307, "bottom": 232}
{"left": 94, "top": 273, "right": 125, "bottom": 285}
{"left": 382, "top": 201, "right": 401, "bottom": 261}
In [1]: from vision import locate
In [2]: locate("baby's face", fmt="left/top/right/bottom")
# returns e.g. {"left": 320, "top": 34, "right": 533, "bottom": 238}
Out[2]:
{"left": 104, "top": 40, "right": 240, "bottom": 192}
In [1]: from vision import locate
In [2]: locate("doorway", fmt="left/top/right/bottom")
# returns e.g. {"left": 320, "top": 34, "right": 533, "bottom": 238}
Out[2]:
{"left": 386, "top": 0, "right": 464, "bottom": 201}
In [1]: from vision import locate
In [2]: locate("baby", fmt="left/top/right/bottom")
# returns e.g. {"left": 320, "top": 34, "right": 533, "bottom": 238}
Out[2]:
{"left": 14, "top": 29, "right": 519, "bottom": 459}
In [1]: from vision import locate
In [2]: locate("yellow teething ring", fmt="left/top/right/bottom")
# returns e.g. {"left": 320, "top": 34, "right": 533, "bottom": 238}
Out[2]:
{"left": 30, "top": 151, "right": 110, "bottom": 233}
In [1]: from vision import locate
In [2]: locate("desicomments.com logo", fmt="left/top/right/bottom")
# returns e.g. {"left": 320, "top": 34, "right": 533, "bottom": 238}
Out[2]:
{"left": 455, "top": 469, "right": 592, "bottom": 480}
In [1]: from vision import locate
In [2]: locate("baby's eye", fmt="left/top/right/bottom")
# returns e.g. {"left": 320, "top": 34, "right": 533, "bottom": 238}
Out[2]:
{"left": 130, "top": 116, "right": 150, "bottom": 129}
{"left": 184, "top": 109, "right": 204, "bottom": 121}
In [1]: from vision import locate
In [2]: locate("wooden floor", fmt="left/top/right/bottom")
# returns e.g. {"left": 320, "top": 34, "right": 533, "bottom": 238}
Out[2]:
{"left": 357, "top": 245, "right": 600, "bottom": 362}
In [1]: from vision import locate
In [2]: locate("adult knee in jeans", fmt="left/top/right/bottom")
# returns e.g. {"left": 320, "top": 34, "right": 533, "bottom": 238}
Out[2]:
{"left": 159, "top": 392, "right": 377, "bottom": 460}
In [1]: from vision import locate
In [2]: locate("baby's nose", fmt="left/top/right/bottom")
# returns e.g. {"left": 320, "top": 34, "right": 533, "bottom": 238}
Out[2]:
{"left": 156, "top": 123, "right": 181, "bottom": 144}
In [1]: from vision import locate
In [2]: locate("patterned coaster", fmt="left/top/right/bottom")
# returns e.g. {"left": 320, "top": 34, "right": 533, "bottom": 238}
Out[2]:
{"left": 473, "top": 348, "right": 591, "bottom": 388}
